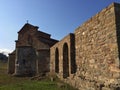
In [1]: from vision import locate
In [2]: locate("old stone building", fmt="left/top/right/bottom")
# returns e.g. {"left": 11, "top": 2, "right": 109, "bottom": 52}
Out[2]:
{"left": 8, "top": 23, "right": 58, "bottom": 76}
{"left": 50, "top": 2, "right": 120, "bottom": 90}
{"left": 8, "top": 2, "right": 120, "bottom": 90}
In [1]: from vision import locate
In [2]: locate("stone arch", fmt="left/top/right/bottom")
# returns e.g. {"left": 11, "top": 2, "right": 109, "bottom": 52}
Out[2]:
{"left": 63, "top": 43, "right": 69, "bottom": 78}
{"left": 55, "top": 48, "right": 59, "bottom": 73}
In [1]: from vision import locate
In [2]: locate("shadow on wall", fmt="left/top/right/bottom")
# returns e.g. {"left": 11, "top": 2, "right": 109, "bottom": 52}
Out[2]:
{"left": 115, "top": 4, "right": 120, "bottom": 66}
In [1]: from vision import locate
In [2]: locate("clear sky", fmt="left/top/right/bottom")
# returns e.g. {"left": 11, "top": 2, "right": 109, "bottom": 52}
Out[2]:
{"left": 0, "top": 0, "right": 120, "bottom": 52}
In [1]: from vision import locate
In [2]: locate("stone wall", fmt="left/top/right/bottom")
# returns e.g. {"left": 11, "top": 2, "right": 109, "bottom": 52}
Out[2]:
{"left": 14, "top": 46, "right": 37, "bottom": 76}
{"left": 8, "top": 53, "right": 15, "bottom": 74}
{"left": 50, "top": 33, "right": 76, "bottom": 78}
{"left": 37, "top": 49, "right": 50, "bottom": 74}
{"left": 72, "top": 3, "right": 120, "bottom": 89}
{"left": 50, "top": 2, "right": 120, "bottom": 90}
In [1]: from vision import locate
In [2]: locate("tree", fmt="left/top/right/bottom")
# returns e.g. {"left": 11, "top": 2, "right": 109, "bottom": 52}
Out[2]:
{"left": 0, "top": 53, "right": 8, "bottom": 62}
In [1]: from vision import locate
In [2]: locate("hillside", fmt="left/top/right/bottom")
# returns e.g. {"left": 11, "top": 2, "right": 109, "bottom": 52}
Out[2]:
{"left": 0, "top": 53, "right": 8, "bottom": 62}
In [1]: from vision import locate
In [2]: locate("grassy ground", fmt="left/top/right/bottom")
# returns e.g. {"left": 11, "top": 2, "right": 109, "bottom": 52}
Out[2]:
{"left": 0, "top": 62, "right": 77, "bottom": 90}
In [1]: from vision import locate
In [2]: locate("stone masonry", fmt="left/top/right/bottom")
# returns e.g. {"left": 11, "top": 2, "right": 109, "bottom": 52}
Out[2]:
{"left": 8, "top": 50, "right": 15, "bottom": 74}
{"left": 50, "top": 33, "right": 76, "bottom": 78}
{"left": 8, "top": 2, "right": 120, "bottom": 90}
{"left": 8, "top": 23, "right": 58, "bottom": 76}
{"left": 50, "top": 3, "right": 120, "bottom": 90}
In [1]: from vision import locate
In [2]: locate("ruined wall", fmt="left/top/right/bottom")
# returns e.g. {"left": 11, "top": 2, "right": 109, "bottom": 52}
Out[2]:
{"left": 50, "top": 33, "right": 76, "bottom": 78}
{"left": 8, "top": 53, "right": 15, "bottom": 74}
{"left": 50, "top": 3, "right": 120, "bottom": 90}
{"left": 65, "top": 3, "right": 120, "bottom": 90}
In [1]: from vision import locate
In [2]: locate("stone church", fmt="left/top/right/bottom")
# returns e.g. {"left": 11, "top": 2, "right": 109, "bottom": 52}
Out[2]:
{"left": 8, "top": 23, "right": 58, "bottom": 76}
{"left": 8, "top": 2, "right": 120, "bottom": 90}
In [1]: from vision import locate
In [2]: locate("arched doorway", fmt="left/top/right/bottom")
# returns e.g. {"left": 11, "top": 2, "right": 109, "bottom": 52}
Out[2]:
{"left": 63, "top": 43, "right": 69, "bottom": 78}
{"left": 55, "top": 48, "right": 59, "bottom": 73}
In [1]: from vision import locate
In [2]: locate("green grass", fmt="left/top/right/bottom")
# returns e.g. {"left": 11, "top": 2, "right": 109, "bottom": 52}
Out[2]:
{"left": 0, "top": 80, "right": 76, "bottom": 90}
{"left": 0, "top": 62, "right": 77, "bottom": 90}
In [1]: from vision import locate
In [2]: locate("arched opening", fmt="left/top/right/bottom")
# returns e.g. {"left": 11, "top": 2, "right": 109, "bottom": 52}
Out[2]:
{"left": 63, "top": 43, "right": 69, "bottom": 78}
{"left": 55, "top": 48, "right": 59, "bottom": 73}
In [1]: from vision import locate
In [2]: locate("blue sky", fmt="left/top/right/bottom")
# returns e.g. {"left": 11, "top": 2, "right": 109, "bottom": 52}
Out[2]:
{"left": 0, "top": 0, "right": 120, "bottom": 52}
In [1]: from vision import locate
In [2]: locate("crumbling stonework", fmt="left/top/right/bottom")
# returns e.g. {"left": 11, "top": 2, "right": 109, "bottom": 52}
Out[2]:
{"left": 50, "top": 3, "right": 120, "bottom": 90}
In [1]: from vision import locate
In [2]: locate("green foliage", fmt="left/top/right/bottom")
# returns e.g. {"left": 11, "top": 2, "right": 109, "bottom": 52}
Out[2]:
{"left": 0, "top": 62, "right": 77, "bottom": 90}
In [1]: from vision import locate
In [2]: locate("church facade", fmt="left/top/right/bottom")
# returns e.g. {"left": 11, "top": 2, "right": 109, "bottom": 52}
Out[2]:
{"left": 8, "top": 23, "right": 58, "bottom": 76}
